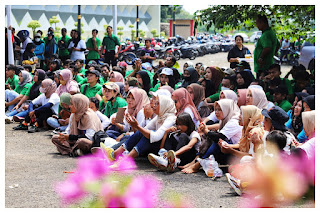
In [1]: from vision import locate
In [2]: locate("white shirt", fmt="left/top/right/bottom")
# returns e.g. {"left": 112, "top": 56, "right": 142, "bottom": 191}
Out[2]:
{"left": 184, "top": 107, "right": 200, "bottom": 128}
{"left": 299, "top": 137, "right": 315, "bottom": 159}
{"left": 32, "top": 92, "right": 60, "bottom": 115}
{"left": 95, "top": 111, "right": 111, "bottom": 129}
{"left": 281, "top": 40, "right": 290, "bottom": 50}
{"left": 207, "top": 111, "right": 219, "bottom": 123}
{"left": 220, "top": 118, "right": 243, "bottom": 144}
{"left": 68, "top": 40, "right": 86, "bottom": 61}
{"left": 190, "top": 131, "right": 201, "bottom": 152}
{"left": 145, "top": 115, "right": 176, "bottom": 143}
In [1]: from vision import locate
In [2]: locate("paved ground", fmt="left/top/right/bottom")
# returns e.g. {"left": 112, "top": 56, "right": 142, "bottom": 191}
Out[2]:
{"left": 5, "top": 49, "right": 296, "bottom": 208}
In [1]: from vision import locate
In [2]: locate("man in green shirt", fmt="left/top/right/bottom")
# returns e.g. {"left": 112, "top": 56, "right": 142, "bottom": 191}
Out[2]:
{"left": 80, "top": 70, "right": 102, "bottom": 98}
{"left": 273, "top": 84, "right": 292, "bottom": 112}
{"left": 5, "top": 65, "right": 20, "bottom": 90}
{"left": 57, "top": 28, "right": 71, "bottom": 63}
{"left": 254, "top": 15, "right": 280, "bottom": 78}
{"left": 75, "top": 59, "right": 87, "bottom": 77}
{"left": 86, "top": 29, "right": 101, "bottom": 64}
{"left": 101, "top": 26, "right": 122, "bottom": 67}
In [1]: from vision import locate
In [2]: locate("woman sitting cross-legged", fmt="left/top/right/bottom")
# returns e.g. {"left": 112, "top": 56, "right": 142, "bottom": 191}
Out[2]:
{"left": 51, "top": 93, "right": 103, "bottom": 157}
{"left": 109, "top": 95, "right": 177, "bottom": 160}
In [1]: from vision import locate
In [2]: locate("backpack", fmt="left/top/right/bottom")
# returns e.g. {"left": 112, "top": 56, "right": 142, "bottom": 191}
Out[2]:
{"left": 92, "top": 130, "right": 109, "bottom": 148}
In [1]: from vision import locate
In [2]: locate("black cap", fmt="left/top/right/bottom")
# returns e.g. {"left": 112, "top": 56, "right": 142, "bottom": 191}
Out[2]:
{"left": 85, "top": 70, "right": 101, "bottom": 78}
{"left": 262, "top": 106, "right": 289, "bottom": 131}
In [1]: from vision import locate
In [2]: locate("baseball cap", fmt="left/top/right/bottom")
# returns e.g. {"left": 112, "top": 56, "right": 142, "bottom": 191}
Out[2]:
{"left": 118, "top": 61, "right": 127, "bottom": 68}
{"left": 159, "top": 67, "right": 173, "bottom": 76}
{"left": 222, "top": 67, "right": 235, "bottom": 76}
{"left": 85, "top": 70, "right": 101, "bottom": 77}
{"left": 142, "top": 62, "right": 152, "bottom": 71}
{"left": 262, "top": 106, "right": 289, "bottom": 131}
{"left": 103, "top": 82, "right": 120, "bottom": 94}
{"left": 34, "top": 33, "right": 41, "bottom": 37}
{"left": 149, "top": 89, "right": 171, "bottom": 98}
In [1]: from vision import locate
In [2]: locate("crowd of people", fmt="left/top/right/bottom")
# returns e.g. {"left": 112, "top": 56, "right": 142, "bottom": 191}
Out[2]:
{"left": 5, "top": 14, "right": 315, "bottom": 197}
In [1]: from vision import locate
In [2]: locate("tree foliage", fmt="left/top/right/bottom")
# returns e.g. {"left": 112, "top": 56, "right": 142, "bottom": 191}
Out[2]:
{"left": 195, "top": 5, "right": 315, "bottom": 40}
{"left": 27, "top": 20, "right": 41, "bottom": 34}
{"left": 161, "top": 5, "right": 183, "bottom": 22}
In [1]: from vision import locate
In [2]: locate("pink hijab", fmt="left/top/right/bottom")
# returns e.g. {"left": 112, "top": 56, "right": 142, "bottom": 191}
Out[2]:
{"left": 42, "top": 79, "right": 57, "bottom": 98}
{"left": 69, "top": 94, "right": 103, "bottom": 135}
{"left": 127, "top": 88, "right": 150, "bottom": 117}
{"left": 159, "top": 85, "right": 175, "bottom": 94}
{"left": 172, "top": 87, "right": 201, "bottom": 122}
{"left": 237, "top": 89, "right": 247, "bottom": 107}
{"left": 111, "top": 71, "right": 125, "bottom": 84}
{"left": 56, "top": 69, "right": 80, "bottom": 96}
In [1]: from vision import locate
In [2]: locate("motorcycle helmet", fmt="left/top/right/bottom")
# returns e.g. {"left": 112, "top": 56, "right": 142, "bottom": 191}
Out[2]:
{"left": 154, "top": 45, "right": 161, "bottom": 50}
{"left": 17, "top": 30, "right": 30, "bottom": 40}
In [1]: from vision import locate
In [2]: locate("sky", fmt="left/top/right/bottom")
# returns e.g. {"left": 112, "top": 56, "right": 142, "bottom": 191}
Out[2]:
{"left": 182, "top": 4, "right": 210, "bottom": 15}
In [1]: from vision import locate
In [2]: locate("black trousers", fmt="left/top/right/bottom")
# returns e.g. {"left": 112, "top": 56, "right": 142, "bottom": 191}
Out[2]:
{"left": 164, "top": 133, "right": 197, "bottom": 166}
{"left": 25, "top": 109, "right": 54, "bottom": 127}
{"left": 104, "top": 50, "right": 117, "bottom": 67}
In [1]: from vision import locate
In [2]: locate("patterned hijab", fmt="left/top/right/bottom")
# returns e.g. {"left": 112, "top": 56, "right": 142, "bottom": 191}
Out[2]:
{"left": 238, "top": 105, "right": 263, "bottom": 153}
{"left": 41, "top": 79, "right": 57, "bottom": 98}
{"left": 172, "top": 87, "right": 201, "bottom": 122}
{"left": 69, "top": 94, "right": 103, "bottom": 135}
{"left": 127, "top": 88, "right": 150, "bottom": 117}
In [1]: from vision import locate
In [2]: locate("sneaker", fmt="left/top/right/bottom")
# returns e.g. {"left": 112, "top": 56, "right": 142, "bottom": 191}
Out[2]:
{"left": 28, "top": 125, "right": 39, "bottom": 133}
{"left": 69, "top": 149, "right": 83, "bottom": 157}
{"left": 5, "top": 116, "right": 13, "bottom": 124}
{"left": 13, "top": 123, "right": 28, "bottom": 130}
{"left": 51, "top": 128, "right": 62, "bottom": 135}
{"left": 225, "top": 173, "right": 242, "bottom": 196}
{"left": 100, "top": 142, "right": 115, "bottom": 161}
{"left": 13, "top": 115, "right": 24, "bottom": 122}
{"left": 166, "top": 150, "right": 180, "bottom": 172}
{"left": 148, "top": 153, "right": 168, "bottom": 171}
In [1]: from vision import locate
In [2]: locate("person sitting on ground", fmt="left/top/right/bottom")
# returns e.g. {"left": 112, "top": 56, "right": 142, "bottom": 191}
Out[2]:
{"left": 13, "top": 78, "right": 59, "bottom": 133}
{"left": 89, "top": 97, "right": 110, "bottom": 130}
{"left": 236, "top": 88, "right": 247, "bottom": 108}
{"left": 302, "top": 95, "right": 315, "bottom": 112}
{"left": 195, "top": 62, "right": 203, "bottom": 76}
{"left": 69, "top": 62, "right": 84, "bottom": 84}
{"left": 150, "top": 68, "right": 178, "bottom": 92}
{"left": 80, "top": 70, "right": 102, "bottom": 99}
{"left": 186, "top": 83, "right": 211, "bottom": 118}
{"left": 181, "top": 99, "right": 243, "bottom": 174}
{"left": 5, "top": 65, "right": 20, "bottom": 91}
{"left": 55, "top": 69, "right": 80, "bottom": 96}
{"left": 47, "top": 92, "right": 72, "bottom": 133}
{"left": 46, "top": 59, "right": 61, "bottom": 80}
{"left": 148, "top": 112, "right": 201, "bottom": 172}
{"left": 74, "top": 59, "right": 86, "bottom": 77}
{"left": 180, "top": 67, "right": 199, "bottom": 88}
{"left": 123, "top": 77, "right": 140, "bottom": 99}
{"left": 199, "top": 64, "right": 207, "bottom": 79}
{"left": 199, "top": 66, "right": 225, "bottom": 98}
{"left": 136, "top": 70, "right": 151, "bottom": 95}
{"left": 246, "top": 87, "right": 274, "bottom": 110}
{"left": 272, "top": 84, "right": 292, "bottom": 112}
{"left": 99, "top": 64, "right": 111, "bottom": 84}
{"left": 235, "top": 70, "right": 255, "bottom": 89}
{"left": 109, "top": 71, "right": 125, "bottom": 84}
{"left": 51, "top": 94, "right": 103, "bottom": 157}
{"left": 183, "top": 61, "right": 194, "bottom": 70}
{"left": 110, "top": 95, "right": 176, "bottom": 160}
{"left": 101, "top": 82, "right": 127, "bottom": 118}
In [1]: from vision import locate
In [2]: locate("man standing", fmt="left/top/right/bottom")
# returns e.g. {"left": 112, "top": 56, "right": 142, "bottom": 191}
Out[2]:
{"left": 254, "top": 15, "right": 280, "bottom": 78}
{"left": 101, "top": 26, "right": 121, "bottom": 67}
{"left": 86, "top": 29, "right": 101, "bottom": 64}
{"left": 279, "top": 38, "right": 290, "bottom": 64}
{"left": 57, "top": 28, "right": 71, "bottom": 63}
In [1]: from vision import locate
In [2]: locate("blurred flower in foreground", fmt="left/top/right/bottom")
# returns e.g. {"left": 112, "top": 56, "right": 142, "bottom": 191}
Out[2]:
{"left": 55, "top": 149, "right": 191, "bottom": 208}
{"left": 238, "top": 145, "right": 315, "bottom": 208}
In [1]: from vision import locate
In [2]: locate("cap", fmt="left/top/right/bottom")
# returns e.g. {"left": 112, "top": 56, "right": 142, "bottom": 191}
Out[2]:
{"left": 159, "top": 68, "right": 173, "bottom": 76}
{"left": 223, "top": 68, "right": 235, "bottom": 76}
{"left": 103, "top": 82, "right": 120, "bottom": 94}
{"left": 88, "top": 60, "right": 97, "bottom": 65}
{"left": 142, "top": 62, "right": 152, "bottom": 71}
{"left": 85, "top": 70, "right": 100, "bottom": 77}
{"left": 118, "top": 61, "right": 127, "bottom": 68}
{"left": 34, "top": 33, "right": 41, "bottom": 37}
{"left": 149, "top": 89, "right": 171, "bottom": 98}
{"left": 262, "top": 106, "right": 289, "bottom": 131}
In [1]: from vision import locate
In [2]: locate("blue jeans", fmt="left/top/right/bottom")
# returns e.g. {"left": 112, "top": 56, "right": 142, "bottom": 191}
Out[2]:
{"left": 106, "top": 129, "right": 122, "bottom": 139}
{"left": 122, "top": 130, "right": 160, "bottom": 156}
{"left": 5, "top": 89, "right": 19, "bottom": 112}
{"left": 46, "top": 117, "right": 67, "bottom": 131}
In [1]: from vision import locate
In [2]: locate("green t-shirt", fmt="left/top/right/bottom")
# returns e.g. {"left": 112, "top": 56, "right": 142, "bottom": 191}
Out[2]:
{"left": 80, "top": 83, "right": 102, "bottom": 98}
{"left": 208, "top": 84, "right": 238, "bottom": 103}
{"left": 24, "top": 82, "right": 40, "bottom": 97}
{"left": 149, "top": 82, "right": 180, "bottom": 93}
{"left": 14, "top": 83, "right": 32, "bottom": 95}
{"left": 254, "top": 27, "right": 279, "bottom": 73}
{"left": 102, "top": 34, "right": 121, "bottom": 51}
{"left": 80, "top": 77, "right": 105, "bottom": 86}
{"left": 6, "top": 75, "right": 20, "bottom": 90}
{"left": 57, "top": 35, "right": 71, "bottom": 57}
{"left": 104, "top": 96, "right": 127, "bottom": 118}
{"left": 74, "top": 74, "right": 84, "bottom": 84}
{"left": 86, "top": 37, "right": 101, "bottom": 60}
{"left": 125, "top": 69, "right": 154, "bottom": 87}
{"left": 80, "top": 68, "right": 88, "bottom": 77}
{"left": 276, "top": 99, "right": 292, "bottom": 112}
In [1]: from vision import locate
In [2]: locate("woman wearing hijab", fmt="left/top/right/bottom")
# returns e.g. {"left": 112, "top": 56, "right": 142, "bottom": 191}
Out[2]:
{"left": 237, "top": 89, "right": 247, "bottom": 107}
{"left": 22, "top": 42, "right": 36, "bottom": 61}
{"left": 181, "top": 67, "right": 199, "bottom": 88}
{"left": 181, "top": 99, "right": 242, "bottom": 174}
{"left": 136, "top": 70, "right": 151, "bottom": 94}
{"left": 246, "top": 88, "right": 274, "bottom": 110}
{"left": 199, "top": 66, "right": 225, "bottom": 97}
{"left": 236, "top": 70, "right": 254, "bottom": 89}
{"left": 52, "top": 94, "right": 103, "bottom": 156}
{"left": 220, "top": 90, "right": 238, "bottom": 104}
{"left": 186, "top": 83, "right": 210, "bottom": 118}
{"left": 55, "top": 69, "right": 80, "bottom": 96}
{"left": 109, "top": 71, "right": 125, "bottom": 84}
{"left": 6, "top": 70, "right": 46, "bottom": 122}
{"left": 302, "top": 95, "right": 315, "bottom": 112}
{"left": 111, "top": 95, "right": 177, "bottom": 159}
{"left": 47, "top": 92, "right": 72, "bottom": 133}
{"left": 5, "top": 70, "right": 33, "bottom": 113}
{"left": 183, "top": 61, "right": 194, "bottom": 70}
{"left": 171, "top": 88, "right": 201, "bottom": 128}
{"left": 13, "top": 78, "right": 60, "bottom": 133}
{"left": 106, "top": 88, "right": 150, "bottom": 145}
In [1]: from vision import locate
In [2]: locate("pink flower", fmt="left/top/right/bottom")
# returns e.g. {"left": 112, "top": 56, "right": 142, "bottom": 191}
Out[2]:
{"left": 110, "top": 156, "right": 137, "bottom": 173}
{"left": 123, "top": 175, "right": 162, "bottom": 208}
